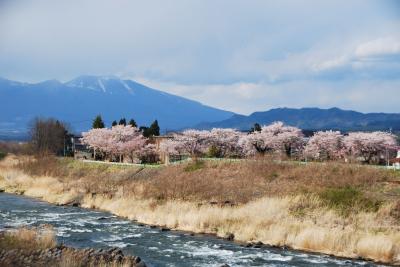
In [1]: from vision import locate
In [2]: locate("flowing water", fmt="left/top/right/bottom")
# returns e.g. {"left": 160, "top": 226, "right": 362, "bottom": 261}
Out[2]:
{"left": 0, "top": 193, "right": 383, "bottom": 267}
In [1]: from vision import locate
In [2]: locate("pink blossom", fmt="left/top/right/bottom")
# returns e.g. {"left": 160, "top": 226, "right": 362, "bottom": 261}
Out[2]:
{"left": 343, "top": 131, "right": 397, "bottom": 164}
{"left": 304, "top": 131, "right": 344, "bottom": 160}
{"left": 81, "top": 125, "right": 147, "bottom": 162}
{"left": 239, "top": 122, "right": 304, "bottom": 157}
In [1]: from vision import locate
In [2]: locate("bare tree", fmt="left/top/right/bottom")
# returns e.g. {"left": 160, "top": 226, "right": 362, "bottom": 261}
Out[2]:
{"left": 29, "top": 118, "right": 69, "bottom": 156}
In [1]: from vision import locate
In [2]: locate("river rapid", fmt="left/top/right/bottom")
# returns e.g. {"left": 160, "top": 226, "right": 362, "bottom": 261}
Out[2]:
{"left": 0, "top": 193, "right": 384, "bottom": 267}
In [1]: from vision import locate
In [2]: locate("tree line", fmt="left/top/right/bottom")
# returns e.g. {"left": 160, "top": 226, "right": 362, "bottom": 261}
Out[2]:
{"left": 160, "top": 122, "right": 398, "bottom": 165}
{"left": 29, "top": 115, "right": 161, "bottom": 156}
{"left": 26, "top": 116, "right": 399, "bottom": 165}
{"left": 82, "top": 121, "right": 398, "bottom": 165}
{"left": 92, "top": 115, "right": 160, "bottom": 137}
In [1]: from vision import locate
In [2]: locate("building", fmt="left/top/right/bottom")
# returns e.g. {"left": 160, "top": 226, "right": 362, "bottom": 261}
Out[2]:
{"left": 390, "top": 149, "right": 400, "bottom": 170}
{"left": 71, "top": 136, "right": 93, "bottom": 160}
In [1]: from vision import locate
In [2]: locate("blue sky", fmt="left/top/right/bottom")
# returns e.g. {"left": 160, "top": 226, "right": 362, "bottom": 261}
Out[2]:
{"left": 0, "top": 0, "right": 399, "bottom": 114}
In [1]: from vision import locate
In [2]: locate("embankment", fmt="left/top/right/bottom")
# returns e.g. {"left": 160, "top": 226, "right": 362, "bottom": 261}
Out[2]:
{"left": 0, "top": 155, "right": 400, "bottom": 265}
{"left": 0, "top": 227, "right": 146, "bottom": 267}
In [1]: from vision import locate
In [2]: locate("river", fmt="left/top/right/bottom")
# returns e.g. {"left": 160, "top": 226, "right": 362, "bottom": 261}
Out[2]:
{"left": 0, "top": 193, "right": 382, "bottom": 267}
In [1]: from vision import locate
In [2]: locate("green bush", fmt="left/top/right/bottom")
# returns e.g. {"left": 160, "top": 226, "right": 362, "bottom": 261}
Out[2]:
{"left": 0, "top": 151, "right": 7, "bottom": 161}
{"left": 319, "top": 186, "right": 381, "bottom": 216}
{"left": 207, "top": 145, "right": 221, "bottom": 158}
{"left": 184, "top": 160, "right": 205, "bottom": 172}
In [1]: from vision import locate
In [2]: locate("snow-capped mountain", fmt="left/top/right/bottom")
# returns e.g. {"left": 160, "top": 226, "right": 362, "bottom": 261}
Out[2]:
{"left": 65, "top": 75, "right": 135, "bottom": 94}
{"left": 0, "top": 75, "right": 234, "bottom": 137}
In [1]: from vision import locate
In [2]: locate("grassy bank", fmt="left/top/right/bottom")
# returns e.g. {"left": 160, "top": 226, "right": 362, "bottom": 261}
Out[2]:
{"left": 0, "top": 226, "right": 145, "bottom": 267}
{"left": 1, "top": 155, "right": 400, "bottom": 264}
{"left": 0, "top": 227, "right": 56, "bottom": 251}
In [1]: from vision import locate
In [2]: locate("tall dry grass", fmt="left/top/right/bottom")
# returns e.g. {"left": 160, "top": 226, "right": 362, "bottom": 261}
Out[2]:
{"left": 0, "top": 227, "right": 134, "bottom": 267}
{"left": 1, "top": 155, "right": 400, "bottom": 264}
{"left": 0, "top": 226, "right": 56, "bottom": 251}
{"left": 82, "top": 194, "right": 400, "bottom": 263}
{"left": 13, "top": 156, "right": 398, "bottom": 204}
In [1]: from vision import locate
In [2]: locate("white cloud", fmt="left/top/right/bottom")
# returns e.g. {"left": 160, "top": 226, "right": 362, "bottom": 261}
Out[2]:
{"left": 133, "top": 77, "right": 400, "bottom": 115}
{"left": 355, "top": 37, "right": 400, "bottom": 59}
{"left": 310, "top": 35, "right": 400, "bottom": 79}
{"left": 312, "top": 56, "right": 349, "bottom": 72}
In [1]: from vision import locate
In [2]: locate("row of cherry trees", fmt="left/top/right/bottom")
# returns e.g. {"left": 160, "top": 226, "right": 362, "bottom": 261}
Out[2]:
{"left": 81, "top": 125, "right": 156, "bottom": 163}
{"left": 160, "top": 122, "right": 398, "bottom": 164}
{"left": 81, "top": 122, "right": 398, "bottom": 164}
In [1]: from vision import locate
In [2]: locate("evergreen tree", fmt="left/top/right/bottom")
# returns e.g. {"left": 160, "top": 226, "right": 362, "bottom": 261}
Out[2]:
{"left": 92, "top": 115, "right": 105, "bottom": 129}
{"left": 119, "top": 118, "right": 126, "bottom": 126}
{"left": 129, "top": 119, "right": 137, "bottom": 128}
{"left": 112, "top": 120, "right": 118, "bottom": 127}
{"left": 139, "top": 120, "right": 160, "bottom": 137}
{"left": 149, "top": 120, "right": 160, "bottom": 136}
{"left": 139, "top": 126, "right": 150, "bottom": 137}
{"left": 250, "top": 123, "right": 261, "bottom": 133}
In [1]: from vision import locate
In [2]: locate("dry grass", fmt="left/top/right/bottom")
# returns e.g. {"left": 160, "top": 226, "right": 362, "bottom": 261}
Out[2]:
{"left": 14, "top": 156, "right": 398, "bottom": 204}
{"left": 1, "top": 155, "right": 400, "bottom": 264}
{"left": 0, "top": 226, "right": 56, "bottom": 251}
{"left": 0, "top": 227, "right": 134, "bottom": 267}
{"left": 0, "top": 141, "right": 32, "bottom": 157}
{"left": 81, "top": 195, "right": 400, "bottom": 263}
{"left": 134, "top": 159, "right": 396, "bottom": 204}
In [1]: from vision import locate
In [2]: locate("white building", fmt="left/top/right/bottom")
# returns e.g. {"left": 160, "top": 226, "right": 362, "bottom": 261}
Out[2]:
{"left": 391, "top": 150, "right": 400, "bottom": 170}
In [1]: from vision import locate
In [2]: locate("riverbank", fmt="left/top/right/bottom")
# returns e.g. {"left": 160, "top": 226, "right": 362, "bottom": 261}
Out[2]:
{"left": 0, "top": 227, "right": 146, "bottom": 267}
{"left": 1, "top": 155, "right": 400, "bottom": 265}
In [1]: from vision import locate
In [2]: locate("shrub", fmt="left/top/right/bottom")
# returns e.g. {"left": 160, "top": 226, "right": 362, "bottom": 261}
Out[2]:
{"left": 390, "top": 200, "right": 400, "bottom": 220}
{"left": 0, "top": 142, "right": 32, "bottom": 155}
{"left": 184, "top": 160, "right": 205, "bottom": 172}
{"left": 319, "top": 187, "right": 381, "bottom": 216}
{"left": 207, "top": 145, "right": 221, "bottom": 158}
{"left": 0, "top": 151, "right": 7, "bottom": 161}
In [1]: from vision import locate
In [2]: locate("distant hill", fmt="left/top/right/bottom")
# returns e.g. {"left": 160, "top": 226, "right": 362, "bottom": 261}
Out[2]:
{"left": 196, "top": 107, "right": 400, "bottom": 132}
{"left": 0, "top": 75, "right": 234, "bottom": 137}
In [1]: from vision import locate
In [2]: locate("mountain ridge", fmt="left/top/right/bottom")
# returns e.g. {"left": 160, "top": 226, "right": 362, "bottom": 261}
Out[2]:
{"left": 195, "top": 107, "right": 400, "bottom": 131}
{"left": 0, "top": 75, "right": 234, "bottom": 136}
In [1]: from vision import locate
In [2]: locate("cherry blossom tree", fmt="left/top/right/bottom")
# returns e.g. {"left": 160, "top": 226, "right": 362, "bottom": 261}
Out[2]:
{"left": 81, "top": 125, "right": 147, "bottom": 162}
{"left": 206, "top": 128, "right": 244, "bottom": 157}
{"left": 343, "top": 131, "right": 397, "bottom": 164}
{"left": 168, "top": 129, "right": 210, "bottom": 158}
{"left": 138, "top": 144, "right": 158, "bottom": 163}
{"left": 160, "top": 128, "right": 244, "bottom": 159}
{"left": 304, "top": 131, "right": 344, "bottom": 161}
{"left": 81, "top": 128, "right": 113, "bottom": 159}
{"left": 159, "top": 139, "right": 182, "bottom": 156}
{"left": 239, "top": 122, "right": 304, "bottom": 157}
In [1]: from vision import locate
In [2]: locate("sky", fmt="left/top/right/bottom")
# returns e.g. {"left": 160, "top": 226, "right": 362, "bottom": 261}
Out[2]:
{"left": 0, "top": 0, "right": 399, "bottom": 115}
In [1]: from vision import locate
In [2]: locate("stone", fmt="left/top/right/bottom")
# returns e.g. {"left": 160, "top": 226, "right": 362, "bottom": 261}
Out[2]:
{"left": 225, "top": 233, "right": 235, "bottom": 241}
{"left": 0, "top": 245, "right": 146, "bottom": 267}
{"left": 253, "top": 241, "right": 263, "bottom": 248}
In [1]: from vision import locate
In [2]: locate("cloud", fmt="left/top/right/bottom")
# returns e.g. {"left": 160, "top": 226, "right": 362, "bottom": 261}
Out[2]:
{"left": 0, "top": 0, "right": 399, "bottom": 113}
{"left": 134, "top": 77, "right": 400, "bottom": 115}
{"left": 311, "top": 36, "right": 400, "bottom": 80}
{"left": 355, "top": 37, "right": 400, "bottom": 59}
